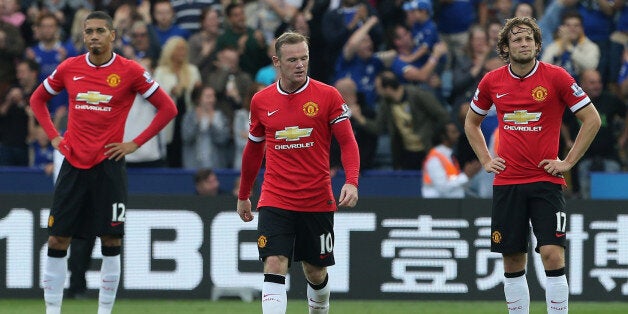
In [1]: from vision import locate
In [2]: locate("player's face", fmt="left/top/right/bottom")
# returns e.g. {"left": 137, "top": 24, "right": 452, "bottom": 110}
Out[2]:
{"left": 274, "top": 41, "right": 309, "bottom": 90}
{"left": 83, "top": 19, "right": 115, "bottom": 55}
{"left": 505, "top": 25, "right": 537, "bottom": 65}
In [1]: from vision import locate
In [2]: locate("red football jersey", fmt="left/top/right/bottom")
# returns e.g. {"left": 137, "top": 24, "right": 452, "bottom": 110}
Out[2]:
{"left": 249, "top": 78, "right": 351, "bottom": 212}
{"left": 43, "top": 53, "right": 160, "bottom": 169}
{"left": 470, "top": 61, "right": 591, "bottom": 185}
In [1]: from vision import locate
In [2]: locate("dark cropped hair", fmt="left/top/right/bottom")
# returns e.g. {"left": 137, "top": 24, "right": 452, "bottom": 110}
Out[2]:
{"left": 85, "top": 11, "right": 114, "bottom": 30}
{"left": 377, "top": 71, "right": 400, "bottom": 90}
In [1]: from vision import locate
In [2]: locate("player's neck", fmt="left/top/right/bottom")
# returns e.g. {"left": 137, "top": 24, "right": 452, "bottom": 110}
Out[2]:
{"left": 509, "top": 59, "right": 535, "bottom": 77}
{"left": 88, "top": 51, "right": 114, "bottom": 66}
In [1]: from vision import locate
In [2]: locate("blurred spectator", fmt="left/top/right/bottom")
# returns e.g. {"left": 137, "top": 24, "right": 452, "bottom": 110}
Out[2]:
{"left": 0, "top": 85, "right": 29, "bottom": 167}
{"left": 388, "top": 23, "right": 448, "bottom": 87}
{"left": 540, "top": 11, "right": 599, "bottom": 81}
{"left": 150, "top": 0, "right": 190, "bottom": 46}
{"left": 255, "top": 38, "right": 278, "bottom": 86}
{"left": 333, "top": 16, "right": 387, "bottom": 110}
{"left": 172, "top": 0, "right": 222, "bottom": 34}
{"left": 489, "top": 0, "right": 514, "bottom": 24}
{"left": 124, "top": 58, "right": 168, "bottom": 168}
{"left": 25, "top": 12, "right": 77, "bottom": 116}
{"left": 421, "top": 121, "right": 481, "bottom": 198}
{"left": 513, "top": 1, "right": 536, "bottom": 18}
{"left": 322, "top": 0, "right": 384, "bottom": 83}
{"left": 181, "top": 85, "right": 232, "bottom": 169}
{"left": 202, "top": 46, "right": 253, "bottom": 114}
{"left": 435, "top": 0, "right": 487, "bottom": 60}
{"left": 194, "top": 168, "right": 221, "bottom": 196}
{"left": 28, "top": 122, "right": 55, "bottom": 175}
{"left": 0, "top": 20, "right": 24, "bottom": 96}
{"left": 372, "top": 70, "right": 449, "bottom": 169}
{"left": 564, "top": 69, "right": 627, "bottom": 198}
{"left": 577, "top": 0, "right": 617, "bottom": 90}
{"left": 121, "top": 19, "right": 162, "bottom": 64}
{"left": 332, "top": 77, "right": 378, "bottom": 171}
{"left": 68, "top": 8, "right": 90, "bottom": 54}
{"left": 1, "top": 0, "right": 26, "bottom": 28}
{"left": 245, "top": 0, "right": 303, "bottom": 44}
{"left": 216, "top": 2, "right": 270, "bottom": 78}
{"left": 449, "top": 24, "right": 504, "bottom": 112}
{"left": 233, "top": 83, "right": 264, "bottom": 170}
{"left": 537, "top": 0, "right": 578, "bottom": 52}
{"left": 188, "top": 7, "right": 222, "bottom": 66}
{"left": 154, "top": 36, "right": 202, "bottom": 167}
{"left": 403, "top": 0, "right": 440, "bottom": 68}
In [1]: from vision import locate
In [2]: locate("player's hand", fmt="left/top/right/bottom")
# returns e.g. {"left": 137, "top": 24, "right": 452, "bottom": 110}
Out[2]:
{"left": 484, "top": 156, "right": 506, "bottom": 174}
{"left": 539, "top": 158, "right": 571, "bottom": 177}
{"left": 237, "top": 199, "right": 254, "bottom": 222}
{"left": 338, "top": 183, "right": 358, "bottom": 208}
{"left": 104, "top": 141, "right": 139, "bottom": 161}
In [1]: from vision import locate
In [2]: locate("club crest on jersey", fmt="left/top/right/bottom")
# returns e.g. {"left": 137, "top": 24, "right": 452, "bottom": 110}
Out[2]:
{"left": 48, "top": 215, "right": 54, "bottom": 227}
{"left": 531, "top": 86, "right": 548, "bottom": 102}
{"left": 76, "top": 91, "right": 113, "bottom": 105}
{"left": 275, "top": 126, "right": 313, "bottom": 141}
{"left": 107, "top": 73, "right": 121, "bottom": 87}
{"left": 303, "top": 101, "right": 319, "bottom": 117}
{"left": 503, "top": 110, "right": 541, "bottom": 124}
{"left": 492, "top": 231, "right": 502, "bottom": 244}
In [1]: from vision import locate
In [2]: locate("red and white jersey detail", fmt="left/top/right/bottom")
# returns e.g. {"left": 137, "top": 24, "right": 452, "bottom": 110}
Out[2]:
{"left": 470, "top": 61, "right": 591, "bottom": 185}
{"left": 249, "top": 77, "right": 350, "bottom": 212}
{"left": 43, "top": 53, "right": 159, "bottom": 169}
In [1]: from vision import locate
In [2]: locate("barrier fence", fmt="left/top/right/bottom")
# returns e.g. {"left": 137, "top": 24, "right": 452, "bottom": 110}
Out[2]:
{"left": 1, "top": 195, "right": 627, "bottom": 300}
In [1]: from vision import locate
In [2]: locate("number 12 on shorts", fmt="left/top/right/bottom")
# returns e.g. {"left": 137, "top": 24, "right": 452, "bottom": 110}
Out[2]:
{"left": 112, "top": 202, "right": 126, "bottom": 222}
{"left": 555, "top": 211, "right": 566, "bottom": 233}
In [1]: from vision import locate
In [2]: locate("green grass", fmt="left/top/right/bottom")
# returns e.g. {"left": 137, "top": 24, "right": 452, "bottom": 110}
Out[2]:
{"left": 1, "top": 299, "right": 628, "bottom": 314}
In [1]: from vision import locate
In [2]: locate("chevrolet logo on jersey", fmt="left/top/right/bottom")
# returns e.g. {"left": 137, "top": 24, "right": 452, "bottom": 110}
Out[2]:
{"left": 76, "top": 91, "right": 113, "bottom": 105}
{"left": 503, "top": 110, "right": 541, "bottom": 124}
{"left": 275, "top": 126, "right": 313, "bottom": 141}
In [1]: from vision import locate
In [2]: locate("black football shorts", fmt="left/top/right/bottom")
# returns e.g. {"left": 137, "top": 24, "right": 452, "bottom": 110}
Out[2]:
{"left": 48, "top": 158, "right": 127, "bottom": 238}
{"left": 491, "top": 182, "right": 567, "bottom": 254}
{"left": 256, "top": 206, "right": 335, "bottom": 267}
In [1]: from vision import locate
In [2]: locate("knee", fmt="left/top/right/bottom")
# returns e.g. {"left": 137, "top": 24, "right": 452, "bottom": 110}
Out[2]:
{"left": 263, "top": 255, "right": 288, "bottom": 275}
{"left": 540, "top": 246, "right": 565, "bottom": 269}
{"left": 48, "top": 236, "right": 71, "bottom": 250}
{"left": 100, "top": 235, "right": 122, "bottom": 248}
{"left": 302, "top": 263, "right": 327, "bottom": 285}
{"left": 502, "top": 253, "right": 527, "bottom": 273}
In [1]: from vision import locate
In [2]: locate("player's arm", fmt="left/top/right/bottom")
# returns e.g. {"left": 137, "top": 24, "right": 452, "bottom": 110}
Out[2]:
{"left": 105, "top": 87, "right": 177, "bottom": 160}
{"left": 332, "top": 120, "right": 359, "bottom": 207}
{"left": 30, "top": 84, "right": 65, "bottom": 152}
{"left": 237, "top": 138, "right": 265, "bottom": 222}
{"left": 541, "top": 104, "right": 601, "bottom": 175}
{"left": 464, "top": 107, "right": 505, "bottom": 174}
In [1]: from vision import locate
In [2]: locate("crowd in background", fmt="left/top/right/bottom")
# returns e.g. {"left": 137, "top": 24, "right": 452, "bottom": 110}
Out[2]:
{"left": 1, "top": 0, "right": 628, "bottom": 199}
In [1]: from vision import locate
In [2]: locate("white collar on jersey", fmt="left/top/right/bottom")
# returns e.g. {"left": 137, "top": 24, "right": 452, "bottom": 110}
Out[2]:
{"left": 85, "top": 52, "right": 117, "bottom": 68}
{"left": 276, "top": 77, "right": 310, "bottom": 95}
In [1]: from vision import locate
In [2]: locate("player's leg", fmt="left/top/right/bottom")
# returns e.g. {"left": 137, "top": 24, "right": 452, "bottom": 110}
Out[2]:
{"left": 530, "top": 182, "right": 568, "bottom": 314}
{"left": 258, "top": 207, "right": 295, "bottom": 314}
{"left": 93, "top": 159, "right": 127, "bottom": 314}
{"left": 492, "top": 185, "right": 530, "bottom": 314}
{"left": 296, "top": 211, "right": 334, "bottom": 314}
{"left": 44, "top": 236, "right": 72, "bottom": 314}
{"left": 44, "top": 160, "right": 85, "bottom": 314}
{"left": 98, "top": 235, "right": 122, "bottom": 314}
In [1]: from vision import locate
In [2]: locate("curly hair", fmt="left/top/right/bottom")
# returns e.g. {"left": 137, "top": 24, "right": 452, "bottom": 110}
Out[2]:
{"left": 496, "top": 17, "right": 542, "bottom": 63}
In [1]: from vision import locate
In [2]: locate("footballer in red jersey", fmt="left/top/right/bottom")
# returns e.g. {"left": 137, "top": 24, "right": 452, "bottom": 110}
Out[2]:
{"left": 30, "top": 11, "right": 177, "bottom": 314}
{"left": 465, "top": 17, "right": 600, "bottom": 314}
{"left": 236, "top": 32, "right": 360, "bottom": 314}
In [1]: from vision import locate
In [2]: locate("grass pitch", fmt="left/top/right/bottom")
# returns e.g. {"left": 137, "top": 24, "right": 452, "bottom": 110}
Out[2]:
{"left": 1, "top": 299, "right": 627, "bottom": 314}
